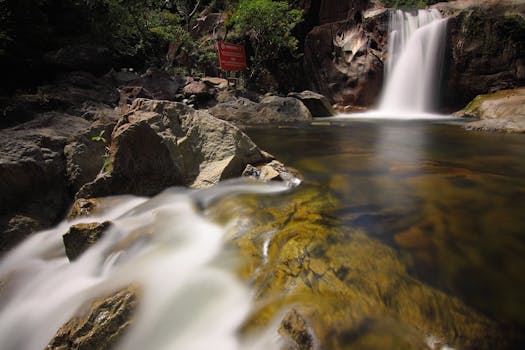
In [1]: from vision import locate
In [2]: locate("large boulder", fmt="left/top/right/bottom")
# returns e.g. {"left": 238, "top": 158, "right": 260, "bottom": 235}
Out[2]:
{"left": 288, "top": 90, "right": 336, "bottom": 117}
{"left": 0, "top": 113, "right": 91, "bottom": 252}
{"left": 438, "top": 0, "right": 525, "bottom": 110}
{"left": 206, "top": 96, "right": 313, "bottom": 124}
{"left": 456, "top": 88, "right": 525, "bottom": 133}
{"left": 207, "top": 97, "right": 259, "bottom": 122}
{"left": 254, "top": 96, "right": 312, "bottom": 123}
{"left": 77, "top": 99, "right": 274, "bottom": 198}
{"left": 303, "top": 9, "right": 388, "bottom": 107}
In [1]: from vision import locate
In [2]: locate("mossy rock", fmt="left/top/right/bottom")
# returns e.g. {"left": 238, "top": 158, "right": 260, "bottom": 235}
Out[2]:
{"left": 210, "top": 184, "right": 514, "bottom": 349}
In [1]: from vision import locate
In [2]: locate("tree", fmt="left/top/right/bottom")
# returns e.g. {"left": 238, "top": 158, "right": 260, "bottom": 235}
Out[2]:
{"left": 229, "top": 0, "right": 303, "bottom": 80}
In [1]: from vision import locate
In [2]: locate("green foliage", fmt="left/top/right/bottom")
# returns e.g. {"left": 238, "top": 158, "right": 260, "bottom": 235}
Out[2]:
{"left": 229, "top": 0, "right": 303, "bottom": 82}
{"left": 91, "top": 130, "right": 112, "bottom": 173}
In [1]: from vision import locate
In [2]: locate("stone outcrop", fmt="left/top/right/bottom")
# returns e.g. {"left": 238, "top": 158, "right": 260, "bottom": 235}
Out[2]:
{"left": 303, "top": 8, "right": 387, "bottom": 107}
{"left": 77, "top": 98, "right": 274, "bottom": 198}
{"left": 208, "top": 96, "right": 312, "bottom": 124}
{"left": 438, "top": 0, "right": 525, "bottom": 110}
{"left": 47, "top": 285, "right": 140, "bottom": 350}
{"left": 119, "top": 69, "right": 186, "bottom": 105}
{"left": 288, "top": 90, "right": 335, "bottom": 117}
{"left": 0, "top": 113, "right": 91, "bottom": 252}
{"left": 456, "top": 88, "right": 525, "bottom": 133}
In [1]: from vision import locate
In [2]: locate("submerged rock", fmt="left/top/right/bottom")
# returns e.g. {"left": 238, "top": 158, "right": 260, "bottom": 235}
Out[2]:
{"left": 457, "top": 88, "right": 525, "bottom": 133}
{"left": 46, "top": 285, "right": 140, "bottom": 350}
{"left": 77, "top": 99, "right": 274, "bottom": 198}
{"left": 210, "top": 186, "right": 516, "bottom": 350}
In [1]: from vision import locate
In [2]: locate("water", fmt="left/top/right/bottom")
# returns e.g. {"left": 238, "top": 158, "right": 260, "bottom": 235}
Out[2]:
{"left": 0, "top": 180, "right": 289, "bottom": 350}
{"left": 379, "top": 9, "right": 448, "bottom": 113}
{"left": 1, "top": 122, "right": 524, "bottom": 349}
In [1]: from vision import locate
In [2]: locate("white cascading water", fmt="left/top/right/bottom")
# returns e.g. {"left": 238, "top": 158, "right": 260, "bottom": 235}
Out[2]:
{"left": 379, "top": 9, "right": 448, "bottom": 114}
{"left": 0, "top": 179, "right": 289, "bottom": 350}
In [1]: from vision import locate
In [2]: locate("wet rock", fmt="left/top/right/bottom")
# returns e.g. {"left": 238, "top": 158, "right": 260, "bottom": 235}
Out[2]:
{"left": 279, "top": 308, "right": 318, "bottom": 350}
{"left": 288, "top": 90, "right": 336, "bottom": 117}
{"left": 67, "top": 198, "right": 101, "bottom": 220}
{"left": 0, "top": 113, "right": 91, "bottom": 251}
{"left": 255, "top": 96, "right": 312, "bottom": 123}
{"left": 439, "top": 1, "right": 525, "bottom": 110}
{"left": 47, "top": 285, "right": 139, "bottom": 350}
{"left": 63, "top": 221, "right": 112, "bottom": 261}
{"left": 243, "top": 160, "right": 303, "bottom": 187}
{"left": 222, "top": 186, "right": 511, "bottom": 350}
{"left": 77, "top": 99, "right": 273, "bottom": 198}
{"left": 457, "top": 88, "right": 525, "bottom": 133}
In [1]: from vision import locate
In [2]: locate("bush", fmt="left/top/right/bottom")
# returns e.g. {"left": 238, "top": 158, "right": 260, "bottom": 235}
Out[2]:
{"left": 228, "top": 0, "right": 303, "bottom": 83}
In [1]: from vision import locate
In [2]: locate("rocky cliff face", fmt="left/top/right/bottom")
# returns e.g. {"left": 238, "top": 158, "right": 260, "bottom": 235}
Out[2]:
{"left": 302, "top": 4, "right": 387, "bottom": 107}
{"left": 298, "top": 0, "right": 524, "bottom": 110}
{"left": 438, "top": 1, "right": 525, "bottom": 110}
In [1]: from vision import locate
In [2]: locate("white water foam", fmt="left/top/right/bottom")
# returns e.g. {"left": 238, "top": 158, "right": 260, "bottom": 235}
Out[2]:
{"left": 0, "top": 179, "right": 289, "bottom": 350}
{"left": 379, "top": 9, "right": 448, "bottom": 113}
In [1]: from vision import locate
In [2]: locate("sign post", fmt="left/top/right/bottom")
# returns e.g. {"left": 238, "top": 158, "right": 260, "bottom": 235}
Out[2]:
{"left": 217, "top": 41, "right": 247, "bottom": 71}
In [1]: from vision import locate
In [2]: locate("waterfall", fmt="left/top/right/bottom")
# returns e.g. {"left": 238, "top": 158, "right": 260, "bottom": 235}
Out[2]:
{"left": 0, "top": 179, "right": 288, "bottom": 350}
{"left": 379, "top": 9, "right": 448, "bottom": 114}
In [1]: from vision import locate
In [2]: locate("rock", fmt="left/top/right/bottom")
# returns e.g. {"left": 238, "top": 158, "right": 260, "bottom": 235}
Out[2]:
{"left": 64, "top": 121, "right": 119, "bottom": 194}
{"left": 243, "top": 160, "right": 303, "bottom": 187}
{"left": 202, "top": 77, "right": 229, "bottom": 90}
{"left": 37, "top": 71, "right": 119, "bottom": 116}
{"left": 44, "top": 44, "right": 114, "bottom": 75}
{"left": 0, "top": 113, "right": 91, "bottom": 251}
{"left": 457, "top": 88, "right": 525, "bottom": 133}
{"left": 77, "top": 99, "right": 273, "bottom": 198}
{"left": 183, "top": 81, "right": 214, "bottom": 100}
{"left": 124, "top": 69, "right": 185, "bottom": 101}
{"left": 288, "top": 90, "right": 336, "bottom": 117}
{"left": 63, "top": 221, "right": 112, "bottom": 261}
{"left": 303, "top": 9, "right": 387, "bottom": 107}
{"left": 118, "top": 86, "right": 154, "bottom": 106}
{"left": 1, "top": 215, "right": 41, "bottom": 253}
{"left": 47, "top": 285, "right": 139, "bottom": 350}
{"left": 279, "top": 308, "right": 317, "bottom": 350}
{"left": 67, "top": 198, "right": 101, "bottom": 220}
{"left": 207, "top": 97, "right": 259, "bottom": 122}
{"left": 439, "top": 1, "right": 525, "bottom": 110}
{"left": 255, "top": 96, "right": 312, "bottom": 123}
{"left": 229, "top": 186, "right": 510, "bottom": 350}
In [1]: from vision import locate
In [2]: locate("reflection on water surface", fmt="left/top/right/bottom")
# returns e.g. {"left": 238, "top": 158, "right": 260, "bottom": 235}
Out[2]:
{"left": 244, "top": 120, "right": 525, "bottom": 347}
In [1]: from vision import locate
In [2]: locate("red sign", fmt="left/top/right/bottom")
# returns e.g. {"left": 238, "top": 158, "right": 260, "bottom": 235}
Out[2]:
{"left": 217, "top": 41, "right": 246, "bottom": 71}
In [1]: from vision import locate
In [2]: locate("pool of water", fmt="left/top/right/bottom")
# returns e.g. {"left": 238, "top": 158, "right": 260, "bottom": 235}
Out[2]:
{"left": 245, "top": 120, "right": 525, "bottom": 341}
